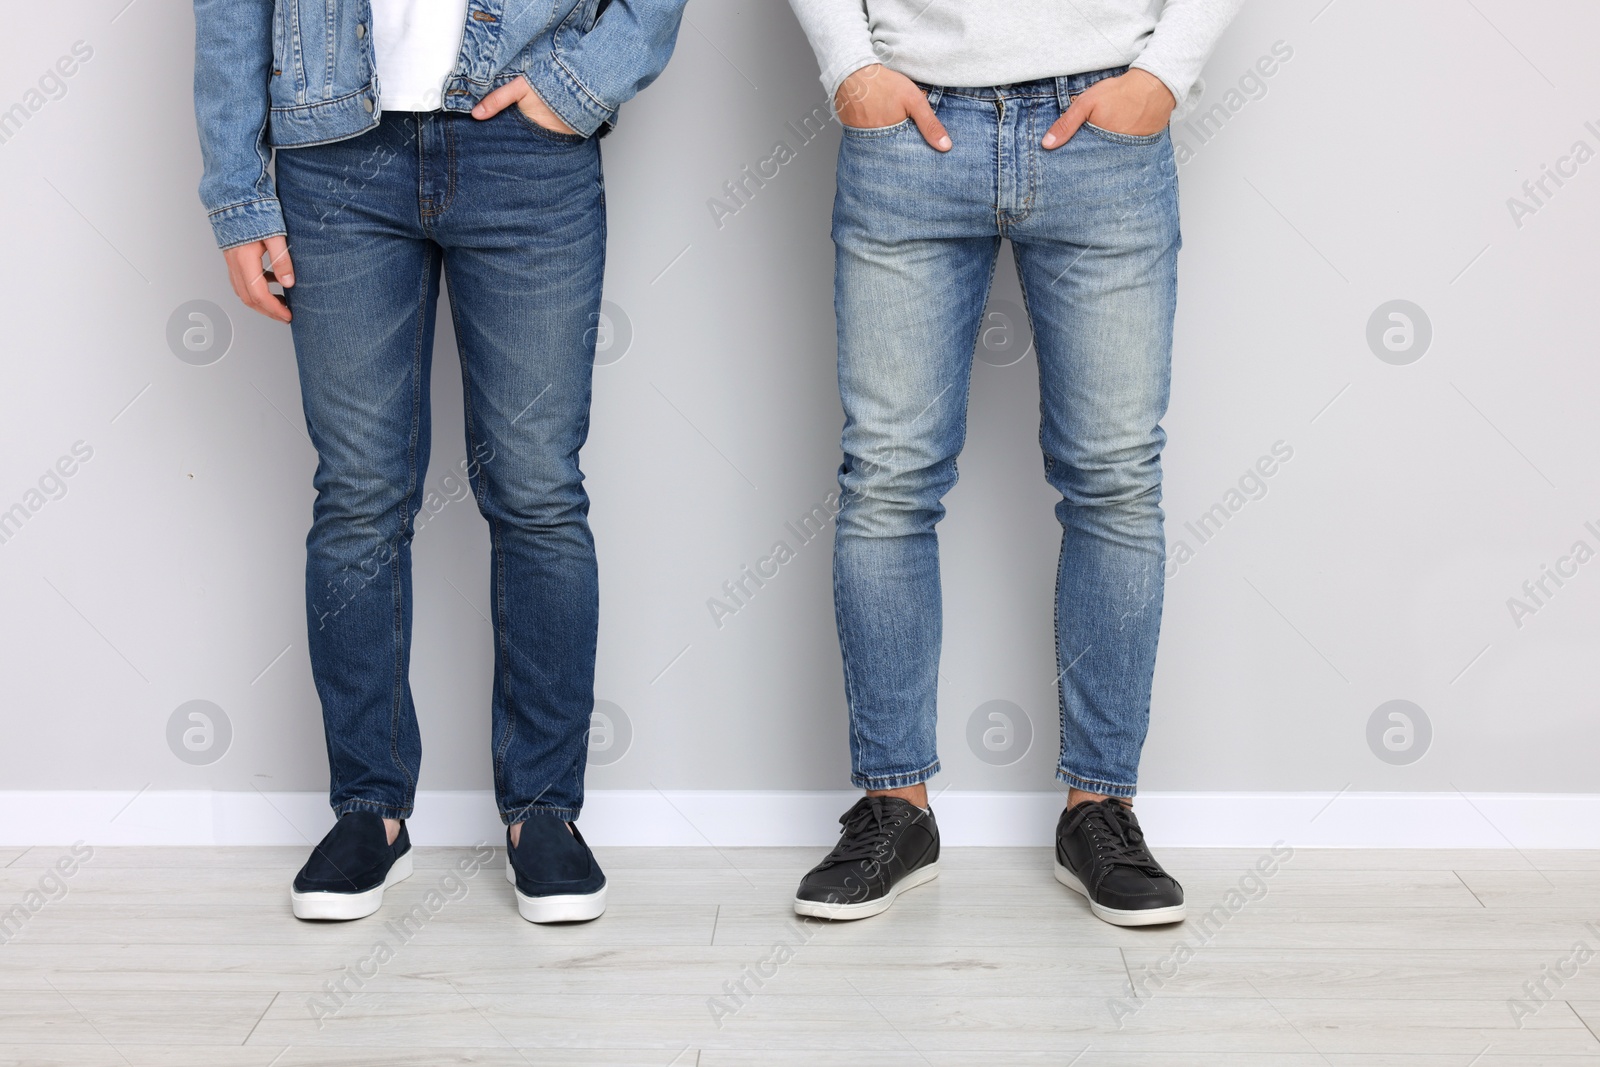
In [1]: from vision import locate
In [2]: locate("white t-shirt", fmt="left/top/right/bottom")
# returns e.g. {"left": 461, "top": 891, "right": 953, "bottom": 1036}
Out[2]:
{"left": 370, "top": 0, "right": 470, "bottom": 112}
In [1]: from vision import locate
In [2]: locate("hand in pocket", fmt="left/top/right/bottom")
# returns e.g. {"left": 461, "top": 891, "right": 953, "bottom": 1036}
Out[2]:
{"left": 1042, "top": 69, "right": 1175, "bottom": 148}
{"left": 472, "top": 76, "right": 578, "bottom": 134}
{"left": 835, "top": 64, "right": 951, "bottom": 151}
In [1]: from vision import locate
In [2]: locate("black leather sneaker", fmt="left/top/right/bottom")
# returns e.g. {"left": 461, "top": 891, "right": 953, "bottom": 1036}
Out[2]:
{"left": 794, "top": 796, "right": 940, "bottom": 920}
{"left": 1055, "top": 798, "right": 1185, "bottom": 926}
{"left": 505, "top": 814, "right": 607, "bottom": 923}
{"left": 291, "top": 811, "right": 413, "bottom": 921}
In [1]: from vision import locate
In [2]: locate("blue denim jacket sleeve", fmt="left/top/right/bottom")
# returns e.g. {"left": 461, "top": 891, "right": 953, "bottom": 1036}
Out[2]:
{"left": 192, "top": 0, "right": 285, "bottom": 250}
{"left": 523, "top": 0, "right": 689, "bottom": 138}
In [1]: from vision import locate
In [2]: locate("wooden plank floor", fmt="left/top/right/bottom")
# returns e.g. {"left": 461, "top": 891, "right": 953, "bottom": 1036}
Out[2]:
{"left": 3, "top": 846, "right": 1600, "bottom": 1065}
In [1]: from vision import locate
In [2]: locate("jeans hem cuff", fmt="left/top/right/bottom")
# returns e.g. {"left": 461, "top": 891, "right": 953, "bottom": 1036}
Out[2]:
{"left": 852, "top": 761, "right": 940, "bottom": 792}
{"left": 1056, "top": 770, "right": 1136, "bottom": 800}
{"left": 502, "top": 803, "right": 582, "bottom": 825}
{"left": 332, "top": 799, "right": 413, "bottom": 820}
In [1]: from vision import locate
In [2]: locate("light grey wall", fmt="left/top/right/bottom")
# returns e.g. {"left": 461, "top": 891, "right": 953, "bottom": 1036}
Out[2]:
{"left": 2, "top": 0, "right": 1596, "bottom": 799}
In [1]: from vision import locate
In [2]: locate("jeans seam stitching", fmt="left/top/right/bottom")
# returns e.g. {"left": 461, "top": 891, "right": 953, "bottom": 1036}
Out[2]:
{"left": 389, "top": 242, "right": 433, "bottom": 801}
{"left": 1012, "top": 243, "right": 1073, "bottom": 777}
{"left": 492, "top": 514, "right": 516, "bottom": 776}
{"left": 1057, "top": 769, "right": 1136, "bottom": 797}
{"left": 853, "top": 759, "right": 941, "bottom": 790}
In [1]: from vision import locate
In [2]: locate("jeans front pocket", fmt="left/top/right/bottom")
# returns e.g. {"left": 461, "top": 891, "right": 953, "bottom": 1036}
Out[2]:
{"left": 841, "top": 117, "right": 915, "bottom": 139}
{"left": 1081, "top": 123, "right": 1167, "bottom": 147}
{"left": 508, "top": 102, "right": 589, "bottom": 145}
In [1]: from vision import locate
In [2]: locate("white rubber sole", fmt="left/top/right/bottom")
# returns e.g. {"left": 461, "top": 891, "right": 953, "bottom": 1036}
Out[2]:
{"left": 792, "top": 861, "right": 940, "bottom": 921}
{"left": 291, "top": 849, "right": 414, "bottom": 921}
{"left": 1053, "top": 861, "right": 1187, "bottom": 927}
{"left": 505, "top": 861, "right": 607, "bottom": 923}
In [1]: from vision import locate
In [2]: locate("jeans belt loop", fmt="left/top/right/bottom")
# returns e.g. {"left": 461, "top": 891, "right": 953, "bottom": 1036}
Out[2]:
{"left": 923, "top": 84, "right": 944, "bottom": 109}
{"left": 1054, "top": 75, "right": 1073, "bottom": 113}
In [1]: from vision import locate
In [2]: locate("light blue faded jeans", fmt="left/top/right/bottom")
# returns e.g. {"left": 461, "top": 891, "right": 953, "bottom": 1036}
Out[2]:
{"left": 831, "top": 67, "right": 1180, "bottom": 799}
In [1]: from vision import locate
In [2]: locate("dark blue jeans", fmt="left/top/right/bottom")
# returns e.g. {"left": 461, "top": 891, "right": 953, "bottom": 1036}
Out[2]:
{"left": 275, "top": 109, "right": 603, "bottom": 824}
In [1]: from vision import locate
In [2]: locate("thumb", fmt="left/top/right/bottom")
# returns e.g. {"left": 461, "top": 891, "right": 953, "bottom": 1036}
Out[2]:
{"left": 472, "top": 79, "right": 525, "bottom": 120}
{"left": 1042, "top": 98, "right": 1091, "bottom": 150}
{"left": 906, "top": 92, "right": 951, "bottom": 152}
{"left": 264, "top": 235, "right": 294, "bottom": 287}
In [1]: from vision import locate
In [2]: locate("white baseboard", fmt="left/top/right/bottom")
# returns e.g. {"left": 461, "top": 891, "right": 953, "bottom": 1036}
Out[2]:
{"left": 2, "top": 790, "right": 1598, "bottom": 849}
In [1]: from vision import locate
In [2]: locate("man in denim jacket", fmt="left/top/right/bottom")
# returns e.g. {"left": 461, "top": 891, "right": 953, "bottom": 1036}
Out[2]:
{"left": 192, "top": 0, "right": 685, "bottom": 923}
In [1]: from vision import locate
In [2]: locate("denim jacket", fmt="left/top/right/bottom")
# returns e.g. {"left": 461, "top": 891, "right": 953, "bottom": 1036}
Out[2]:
{"left": 194, "top": 0, "right": 686, "bottom": 249}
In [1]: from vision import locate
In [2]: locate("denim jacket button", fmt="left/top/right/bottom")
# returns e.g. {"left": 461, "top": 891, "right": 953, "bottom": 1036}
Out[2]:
{"left": 356, "top": 22, "right": 366, "bottom": 38}
{"left": 363, "top": 97, "right": 374, "bottom": 113}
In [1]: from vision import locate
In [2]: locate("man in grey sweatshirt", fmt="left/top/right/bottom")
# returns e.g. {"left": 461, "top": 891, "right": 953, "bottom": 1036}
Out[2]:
{"left": 787, "top": 0, "right": 1241, "bottom": 926}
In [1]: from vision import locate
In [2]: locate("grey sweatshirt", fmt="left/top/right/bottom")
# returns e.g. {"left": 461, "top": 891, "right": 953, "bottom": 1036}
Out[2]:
{"left": 787, "top": 0, "right": 1243, "bottom": 121}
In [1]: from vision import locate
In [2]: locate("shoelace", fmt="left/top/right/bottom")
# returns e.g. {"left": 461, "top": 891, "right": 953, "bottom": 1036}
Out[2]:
{"left": 1075, "top": 800, "right": 1166, "bottom": 879}
{"left": 820, "top": 796, "right": 909, "bottom": 867}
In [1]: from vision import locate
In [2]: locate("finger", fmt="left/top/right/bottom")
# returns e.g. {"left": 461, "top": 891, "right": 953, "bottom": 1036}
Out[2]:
{"left": 261, "top": 293, "right": 292, "bottom": 323}
{"left": 224, "top": 251, "right": 268, "bottom": 316}
{"left": 471, "top": 80, "right": 525, "bottom": 120}
{"left": 251, "top": 289, "right": 291, "bottom": 322}
{"left": 243, "top": 285, "right": 288, "bottom": 322}
{"left": 906, "top": 93, "right": 951, "bottom": 152}
{"left": 242, "top": 263, "right": 291, "bottom": 323}
{"left": 1041, "top": 100, "right": 1091, "bottom": 150}
{"left": 263, "top": 235, "right": 294, "bottom": 288}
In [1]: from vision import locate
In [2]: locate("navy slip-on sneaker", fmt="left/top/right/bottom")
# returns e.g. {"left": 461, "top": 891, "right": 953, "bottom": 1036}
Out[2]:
{"left": 291, "top": 811, "right": 413, "bottom": 921}
{"left": 505, "top": 813, "right": 607, "bottom": 923}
